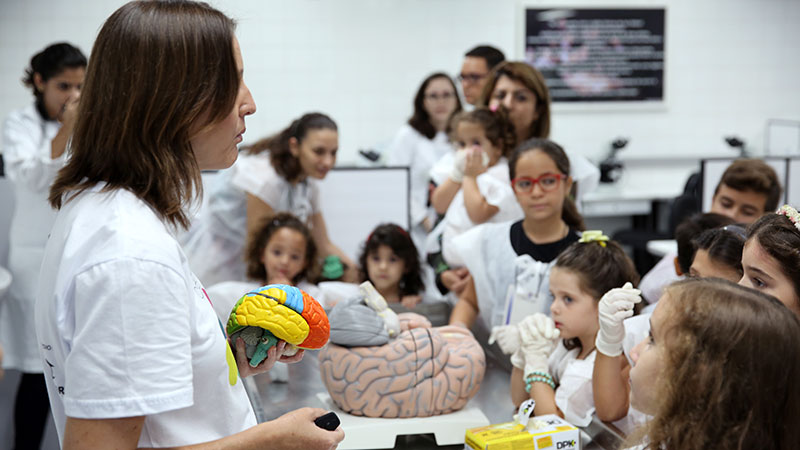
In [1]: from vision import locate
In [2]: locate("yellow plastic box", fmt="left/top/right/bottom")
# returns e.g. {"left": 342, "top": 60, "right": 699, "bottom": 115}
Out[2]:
{"left": 465, "top": 414, "right": 580, "bottom": 450}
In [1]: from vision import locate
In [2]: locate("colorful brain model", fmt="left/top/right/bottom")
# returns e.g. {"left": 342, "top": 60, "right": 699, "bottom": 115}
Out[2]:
{"left": 318, "top": 313, "right": 485, "bottom": 418}
{"left": 226, "top": 284, "right": 330, "bottom": 366}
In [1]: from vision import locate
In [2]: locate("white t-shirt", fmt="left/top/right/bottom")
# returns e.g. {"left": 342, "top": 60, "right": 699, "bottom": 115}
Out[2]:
{"left": 35, "top": 185, "right": 256, "bottom": 447}
{"left": 549, "top": 342, "right": 596, "bottom": 427}
{"left": 182, "top": 152, "right": 320, "bottom": 286}
{"left": 0, "top": 103, "right": 64, "bottom": 372}
{"left": 440, "top": 157, "right": 523, "bottom": 266}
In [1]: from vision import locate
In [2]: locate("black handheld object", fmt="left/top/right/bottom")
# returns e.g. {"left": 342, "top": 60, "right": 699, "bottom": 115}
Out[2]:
{"left": 314, "top": 411, "right": 340, "bottom": 431}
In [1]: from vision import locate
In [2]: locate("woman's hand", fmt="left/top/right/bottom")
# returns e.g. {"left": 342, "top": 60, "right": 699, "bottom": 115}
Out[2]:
{"left": 400, "top": 294, "right": 422, "bottom": 309}
{"left": 234, "top": 339, "right": 305, "bottom": 378}
{"left": 59, "top": 95, "right": 80, "bottom": 130}
{"left": 462, "top": 146, "right": 488, "bottom": 178}
{"left": 266, "top": 407, "right": 344, "bottom": 450}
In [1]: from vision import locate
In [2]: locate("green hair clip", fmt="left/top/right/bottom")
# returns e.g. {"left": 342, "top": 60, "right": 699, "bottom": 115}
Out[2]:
{"left": 579, "top": 230, "right": 609, "bottom": 247}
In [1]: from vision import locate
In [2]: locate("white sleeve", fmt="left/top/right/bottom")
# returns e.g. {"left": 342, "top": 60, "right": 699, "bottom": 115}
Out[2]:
{"left": 230, "top": 155, "right": 281, "bottom": 209}
{"left": 385, "top": 127, "right": 415, "bottom": 167}
{"left": 63, "top": 259, "right": 194, "bottom": 418}
{"left": 2, "top": 112, "right": 65, "bottom": 192}
{"left": 309, "top": 180, "right": 321, "bottom": 216}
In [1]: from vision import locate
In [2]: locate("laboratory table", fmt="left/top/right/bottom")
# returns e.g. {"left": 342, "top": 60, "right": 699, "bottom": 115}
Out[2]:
{"left": 249, "top": 351, "right": 624, "bottom": 450}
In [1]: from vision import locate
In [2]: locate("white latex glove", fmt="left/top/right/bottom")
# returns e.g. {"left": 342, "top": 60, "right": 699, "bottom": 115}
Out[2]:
{"left": 450, "top": 149, "right": 468, "bottom": 183}
{"left": 517, "top": 313, "right": 560, "bottom": 377}
{"left": 360, "top": 281, "right": 401, "bottom": 338}
{"left": 595, "top": 282, "right": 642, "bottom": 357}
{"left": 489, "top": 325, "right": 521, "bottom": 355}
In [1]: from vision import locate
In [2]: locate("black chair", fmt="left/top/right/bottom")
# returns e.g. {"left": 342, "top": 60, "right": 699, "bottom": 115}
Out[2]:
{"left": 612, "top": 172, "right": 702, "bottom": 276}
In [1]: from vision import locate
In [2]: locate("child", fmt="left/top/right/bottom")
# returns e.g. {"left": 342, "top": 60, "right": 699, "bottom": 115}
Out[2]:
{"left": 447, "top": 138, "right": 584, "bottom": 364}
{"left": 626, "top": 278, "right": 800, "bottom": 449}
{"left": 739, "top": 205, "right": 800, "bottom": 316}
{"left": 359, "top": 223, "right": 424, "bottom": 309}
{"left": 428, "top": 107, "right": 521, "bottom": 267}
{"left": 687, "top": 224, "right": 745, "bottom": 281}
{"left": 207, "top": 212, "right": 322, "bottom": 319}
{"left": 496, "top": 233, "right": 639, "bottom": 426}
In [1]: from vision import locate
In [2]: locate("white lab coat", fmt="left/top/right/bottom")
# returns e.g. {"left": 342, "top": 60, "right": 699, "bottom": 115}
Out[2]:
{"left": 385, "top": 124, "right": 451, "bottom": 251}
{"left": 0, "top": 104, "right": 64, "bottom": 372}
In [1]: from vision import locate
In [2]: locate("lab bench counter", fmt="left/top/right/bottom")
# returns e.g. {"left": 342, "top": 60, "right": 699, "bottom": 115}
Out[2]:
{"left": 250, "top": 350, "right": 624, "bottom": 450}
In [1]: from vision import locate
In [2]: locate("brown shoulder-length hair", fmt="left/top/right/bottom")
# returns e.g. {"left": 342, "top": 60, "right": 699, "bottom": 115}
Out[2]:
{"left": 408, "top": 72, "right": 462, "bottom": 140}
{"left": 628, "top": 278, "right": 800, "bottom": 450}
{"left": 244, "top": 112, "right": 337, "bottom": 182}
{"left": 554, "top": 238, "right": 639, "bottom": 350}
{"left": 245, "top": 212, "right": 319, "bottom": 284}
{"left": 508, "top": 138, "right": 585, "bottom": 231}
{"left": 476, "top": 61, "right": 551, "bottom": 139}
{"left": 49, "top": 0, "right": 239, "bottom": 229}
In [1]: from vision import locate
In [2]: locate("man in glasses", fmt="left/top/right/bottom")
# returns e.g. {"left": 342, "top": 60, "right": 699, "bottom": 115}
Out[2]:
{"left": 459, "top": 45, "right": 505, "bottom": 106}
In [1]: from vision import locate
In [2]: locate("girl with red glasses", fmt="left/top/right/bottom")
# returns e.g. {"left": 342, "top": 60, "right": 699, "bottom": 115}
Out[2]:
{"left": 447, "top": 138, "right": 585, "bottom": 369}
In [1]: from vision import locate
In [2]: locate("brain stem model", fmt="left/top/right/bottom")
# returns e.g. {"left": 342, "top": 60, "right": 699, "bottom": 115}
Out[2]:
{"left": 227, "top": 284, "right": 330, "bottom": 367}
{"left": 318, "top": 282, "right": 485, "bottom": 418}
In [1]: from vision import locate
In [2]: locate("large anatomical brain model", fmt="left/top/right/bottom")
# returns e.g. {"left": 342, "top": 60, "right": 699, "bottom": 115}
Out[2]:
{"left": 318, "top": 283, "right": 485, "bottom": 418}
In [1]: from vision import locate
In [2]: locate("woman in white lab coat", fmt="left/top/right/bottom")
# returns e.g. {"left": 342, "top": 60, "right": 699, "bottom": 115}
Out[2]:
{"left": 385, "top": 72, "right": 462, "bottom": 251}
{"left": 0, "top": 42, "right": 86, "bottom": 450}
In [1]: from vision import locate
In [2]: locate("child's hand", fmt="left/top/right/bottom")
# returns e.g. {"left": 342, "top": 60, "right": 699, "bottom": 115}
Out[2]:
{"left": 400, "top": 294, "right": 422, "bottom": 309}
{"left": 595, "top": 282, "right": 641, "bottom": 357}
{"left": 489, "top": 325, "right": 521, "bottom": 355}
{"left": 462, "top": 146, "right": 488, "bottom": 178}
{"left": 515, "top": 313, "right": 560, "bottom": 377}
{"left": 450, "top": 149, "right": 468, "bottom": 183}
{"left": 441, "top": 267, "right": 470, "bottom": 295}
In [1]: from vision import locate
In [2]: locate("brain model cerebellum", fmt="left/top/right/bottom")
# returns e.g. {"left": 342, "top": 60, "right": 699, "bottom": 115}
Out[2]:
{"left": 226, "top": 284, "right": 330, "bottom": 366}
{"left": 319, "top": 282, "right": 486, "bottom": 418}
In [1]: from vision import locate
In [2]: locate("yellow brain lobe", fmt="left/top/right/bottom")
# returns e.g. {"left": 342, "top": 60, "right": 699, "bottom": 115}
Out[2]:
{"left": 234, "top": 292, "right": 309, "bottom": 345}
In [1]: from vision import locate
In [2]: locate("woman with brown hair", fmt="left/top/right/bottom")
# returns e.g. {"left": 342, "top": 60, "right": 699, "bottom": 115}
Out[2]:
{"left": 34, "top": 1, "right": 342, "bottom": 449}
{"left": 627, "top": 277, "right": 800, "bottom": 449}
{"left": 476, "top": 61, "right": 599, "bottom": 216}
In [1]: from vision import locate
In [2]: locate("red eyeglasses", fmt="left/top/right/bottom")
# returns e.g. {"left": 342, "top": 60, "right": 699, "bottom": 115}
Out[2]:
{"left": 511, "top": 173, "right": 567, "bottom": 193}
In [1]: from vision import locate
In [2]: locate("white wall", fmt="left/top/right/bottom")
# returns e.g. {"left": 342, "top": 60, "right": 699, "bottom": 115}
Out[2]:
{"left": 1, "top": 0, "right": 799, "bottom": 166}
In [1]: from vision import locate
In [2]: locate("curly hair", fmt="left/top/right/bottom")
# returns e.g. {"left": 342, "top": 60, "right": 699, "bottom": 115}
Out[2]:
{"left": 554, "top": 237, "right": 639, "bottom": 350}
{"left": 630, "top": 278, "right": 800, "bottom": 450}
{"left": 449, "top": 106, "right": 517, "bottom": 158}
{"left": 358, "top": 223, "right": 423, "bottom": 297}
{"left": 244, "top": 212, "right": 318, "bottom": 284}
{"left": 244, "top": 112, "right": 337, "bottom": 182}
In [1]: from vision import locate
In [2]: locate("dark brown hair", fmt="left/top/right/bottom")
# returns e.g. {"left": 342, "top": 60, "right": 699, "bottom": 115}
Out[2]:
{"left": 632, "top": 278, "right": 800, "bottom": 450}
{"left": 245, "top": 212, "right": 318, "bottom": 284}
{"left": 508, "top": 138, "right": 585, "bottom": 231}
{"left": 690, "top": 225, "right": 746, "bottom": 278}
{"left": 476, "top": 61, "right": 551, "bottom": 139}
{"left": 674, "top": 213, "right": 735, "bottom": 274}
{"left": 22, "top": 42, "right": 87, "bottom": 119}
{"left": 714, "top": 159, "right": 782, "bottom": 212}
{"left": 746, "top": 211, "right": 800, "bottom": 303}
{"left": 358, "top": 223, "right": 424, "bottom": 297}
{"left": 555, "top": 238, "right": 639, "bottom": 350}
{"left": 450, "top": 107, "right": 516, "bottom": 158}
{"left": 464, "top": 45, "right": 505, "bottom": 71}
{"left": 245, "top": 112, "right": 337, "bottom": 182}
{"left": 49, "top": 0, "right": 238, "bottom": 229}
{"left": 408, "top": 72, "right": 463, "bottom": 139}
